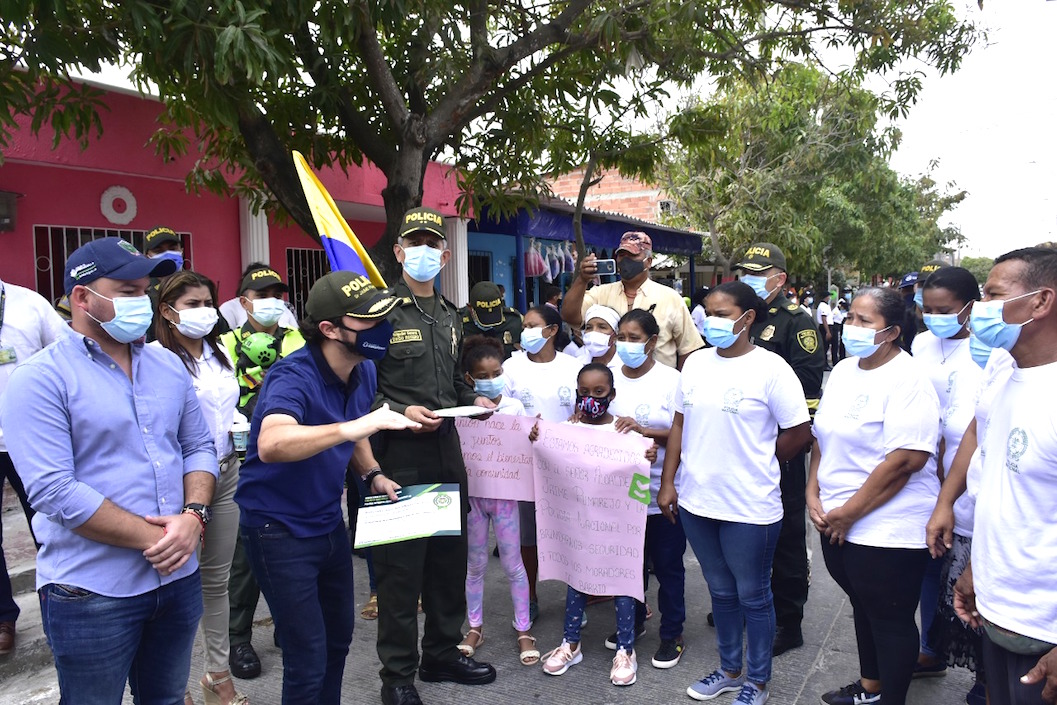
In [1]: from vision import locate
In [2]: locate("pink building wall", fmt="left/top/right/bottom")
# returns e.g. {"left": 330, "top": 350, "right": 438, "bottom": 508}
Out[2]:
{"left": 0, "top": 83, "right": 464, "bottom": 298}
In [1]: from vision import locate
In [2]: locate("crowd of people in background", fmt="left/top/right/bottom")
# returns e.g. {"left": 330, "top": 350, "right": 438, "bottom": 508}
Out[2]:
{"left": 0, "top": 217, "right": 1055, "bottom": 705}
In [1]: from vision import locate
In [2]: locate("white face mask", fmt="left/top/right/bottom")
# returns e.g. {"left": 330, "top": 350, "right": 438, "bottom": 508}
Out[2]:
{"left": 249, "top": 297, "right": 286, "bottom": 327}
{"left": 170, "top": 305, "right": 219, "bottom": 339}
{"left": 582, "top": 330, "right": 613, "bottom": 358}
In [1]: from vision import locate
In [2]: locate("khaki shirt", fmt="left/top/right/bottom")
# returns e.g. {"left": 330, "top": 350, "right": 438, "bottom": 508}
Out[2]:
{"left": 374, "top": 281, "right": 479, "bottom": 414}
{"left": 582, "top": 278, "right": 703, "bottom": 367}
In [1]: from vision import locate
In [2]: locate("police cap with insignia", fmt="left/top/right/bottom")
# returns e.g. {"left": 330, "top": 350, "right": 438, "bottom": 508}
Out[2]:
{"left": 736, "top": 242, "right": 787, "bottom": 273}
{"left": 468, "top": 281, "right": 505, "bottom": 328}
{"left": 399, "top": 207, "right": 446, "bottom": 240}
{"left": 304, "top": 271, "right": 399, "bottom": 322}
{"left": 919, "top": 259, "right": 949, "bottom": 278}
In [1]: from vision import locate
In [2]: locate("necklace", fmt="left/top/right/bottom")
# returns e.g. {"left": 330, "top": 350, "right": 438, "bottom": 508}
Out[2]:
{"left": 939, "top": 337, "right": 966, "bottom": 364}
{"left": 409, "top": 290, "right": 449, "bottom": 327}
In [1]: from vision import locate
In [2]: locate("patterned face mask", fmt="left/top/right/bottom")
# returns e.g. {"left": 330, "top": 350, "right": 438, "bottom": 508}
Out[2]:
{"left": 575, "top": 393, "right": 612, "bottom": 420}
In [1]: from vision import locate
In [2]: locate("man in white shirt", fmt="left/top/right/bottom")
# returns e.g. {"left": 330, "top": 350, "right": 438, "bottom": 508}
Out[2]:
{"left": 560, "top": 232, "right": 703, "bottom": 369}
{"left": 955, "top": 247, "right": 1057, "bottom": 705}
{"left": 815, "top": 292, "right": 832, "bottom": 361}
{"left": 0, "top": 279, "right": 70, "bottom": 655}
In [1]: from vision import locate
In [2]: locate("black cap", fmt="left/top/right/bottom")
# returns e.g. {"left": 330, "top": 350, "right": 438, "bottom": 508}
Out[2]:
{"left": 239, "top": 267, "right": 289, "bottom": 294}
{"left": 736, "top": 242, "right": 787, "bottom": 272}
{"left": 919, "top": 259, "right": 949, "bottom": 278}
{"left": 64, "top": 237, "right": 177, "bottom": 294}
{"left": 898, "top": 272, "right": 919, "bottom": 289}
{"left": 304, "top": 271, "right": 399, "bottom": 322}
{"left": 143, "top": 225, "right": 181, "bottom": 253}
{"left": 399, "top": 207, "right": 446, "bottom": 240}
{"left": 468, "top": 281, "right": 505, "bottom": 327}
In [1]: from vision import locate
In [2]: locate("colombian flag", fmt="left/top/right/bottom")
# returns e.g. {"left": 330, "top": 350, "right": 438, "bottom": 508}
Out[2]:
{"left": 292, "top": 151, "right": 386, "bottom": 288}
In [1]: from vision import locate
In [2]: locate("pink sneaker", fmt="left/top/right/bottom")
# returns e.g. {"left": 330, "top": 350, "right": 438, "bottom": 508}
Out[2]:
{"left": 542, "top": 640, "right": 582, "bottom": 676}
{"left": 610, "top": 648, "right": 637, "bottom": 686}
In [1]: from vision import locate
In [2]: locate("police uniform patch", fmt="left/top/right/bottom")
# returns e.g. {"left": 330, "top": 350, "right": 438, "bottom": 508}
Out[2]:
{"left": 759, "top": 325, "right": 776, "bottom": 342}
{"left": 796, "top": 329, "right": 819, "bottom": 353}
{"left": 391, "top": 329, "right": 423, "bottom": 344}
{"left": 503, "top": 331, "right": 513, "bottom": 344}
{"left": 786, "top": 303, "right": 800, "bottom": 313}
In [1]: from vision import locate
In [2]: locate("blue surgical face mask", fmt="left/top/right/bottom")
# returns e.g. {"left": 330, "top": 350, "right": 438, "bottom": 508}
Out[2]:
{"left": 922, "top": 301, "right": 971, "bottom": 340}
{"left": 150, "top": 250, "right": 184, "bottom": 271}
{"left": 249, "top": 297, "right": 287, "bottom": 327}
{"left": 841, "top": 323, "right": 892, "bottom": 359}
{"left": 86, "top": 288, "right": 154, "bottom": 343}
{"left": 520, "top": 327, "right": 549, "bottom": 354}
{"left": 913, "top": 289, "right": 924, "bottom": 309}
{"left": 969, "top": 332, "right": 992, "bottom": 369}
{"left": 616, "top": 341, "right": 650, "bottom": 368}
{"left": 473, "top": 374, "right": 506, "bottom": 399}
{"left": 741, "top": 273, "right": 778, "bottom": 300}
{"left": 401, "top": 245, "right": 445, "bottom": 283}
{"left": 703, "top": 312, "right": 748, "bottom": 349}
{"left": 969, "top": 291, "right": 1039, "bottom": 351}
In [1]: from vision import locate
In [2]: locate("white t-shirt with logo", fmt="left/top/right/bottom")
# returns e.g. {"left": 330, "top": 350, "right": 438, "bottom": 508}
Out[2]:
{"left": 815, "top": 301, "right": 832, "bottom": 325}
{"left": 674, "top": 347, "right": 810, "bottom": 525}
{"left": 609, "top": 363, "right": 680, "bottom": 516}
{"left": 964, "top": 349, "right": 1016, "bottom": 527}
{"left": 495, "top": 394, "right": 528, "bottom": 417}
{"left": 911, "top": 331, "right": 983, "bottom": 537}
{"left": 813, "top": 352, "right": 941, "bottom": 548}
{"left": 503, "top": 351, "right": 582, "bottom": 423}
{"left": 973, "top": 360, "right": 1057, "bottom": 644}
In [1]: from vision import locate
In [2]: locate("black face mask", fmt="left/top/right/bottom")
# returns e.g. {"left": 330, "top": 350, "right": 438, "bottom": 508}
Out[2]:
{"left": 618, "top": 257, "right": 647, "bottom": 281}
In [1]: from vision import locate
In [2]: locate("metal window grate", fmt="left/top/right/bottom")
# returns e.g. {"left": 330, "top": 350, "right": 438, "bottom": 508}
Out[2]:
{"left": 285, "top": 247, "right": 331, "bottom": 321}
{"left": 34, "top": 225, "right": 193, "bottom": 305}
{"left": 467, "top": 249, "right": 493, "bottom": 290}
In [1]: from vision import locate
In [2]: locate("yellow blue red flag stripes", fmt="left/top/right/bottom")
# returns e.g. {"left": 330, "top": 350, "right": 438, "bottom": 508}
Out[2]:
{"left": 292, "top": 151, "right": 386, "bottom": 288}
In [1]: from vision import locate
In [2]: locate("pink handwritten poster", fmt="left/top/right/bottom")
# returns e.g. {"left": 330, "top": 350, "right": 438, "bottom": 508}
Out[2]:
{"left": 532, "top": 419, "right": 651, "bottom": 601}
{"left": 455, "top": 414, "right": 536, "bottom": 502}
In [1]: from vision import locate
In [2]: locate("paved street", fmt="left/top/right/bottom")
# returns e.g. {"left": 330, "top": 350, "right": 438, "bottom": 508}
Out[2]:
{"left": 0, "top": 482, "right": 975, "bottom": 705}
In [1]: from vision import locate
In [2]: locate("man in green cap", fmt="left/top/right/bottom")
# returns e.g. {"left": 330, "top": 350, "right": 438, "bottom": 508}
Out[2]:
{"left": 370, "top": 207, "right": 497, "bottom": 705}
{"left": 735, "top": 241, "right": 825, "bottom": 656}
{"left": 459, "top": 281, "right": 523, "bottom": 360}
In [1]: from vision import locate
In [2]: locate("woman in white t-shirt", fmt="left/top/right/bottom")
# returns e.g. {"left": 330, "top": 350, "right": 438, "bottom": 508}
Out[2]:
{"left": 909, "top": 266, "right": 983, "bottom": 685}
{"left": 658, "top": 282, "right": 811, "bottom": 705}
{"left": 608, "top": 309, "right": 685, "bottom": 669}
{"left": 690, "top": 287, "right": 709, "bottom": 338}
{"left": 153, "top": 272, "right": 246, "bottom": 705}
{"left": 573, "top": 304, "right": 622, "bottom": 368}
{"left": 808, "top": 286, "right": 941, "bottom": 705}
{"left": 504, "top": 304, "right": 583, "bottom": 621}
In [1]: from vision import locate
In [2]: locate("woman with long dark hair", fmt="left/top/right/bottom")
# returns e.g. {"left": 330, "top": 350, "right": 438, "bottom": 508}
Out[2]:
{"left": 153, "top": 271, "right": 247, "bottom": 705}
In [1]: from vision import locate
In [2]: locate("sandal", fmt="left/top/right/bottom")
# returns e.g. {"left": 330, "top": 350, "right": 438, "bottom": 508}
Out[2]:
{"left": 518, "top": 634, "right": 540, "bottom": 666}
{"left": 360, "top": 593, "right": 378, "bottom": 620}
{"left": 458, "top": 627, "right": 484, "bottom": 657}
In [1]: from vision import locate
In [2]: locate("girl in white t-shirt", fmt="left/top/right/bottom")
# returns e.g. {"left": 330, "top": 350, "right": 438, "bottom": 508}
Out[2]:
{"left": 608, "top": 309, "right": 686, "bottom": 669}
{"left": 808, "top": 286, "right": 941, "bottom": 705}
{"left": 457, "top": 336, "right": 538, "bottom": 667}
{"left": 503, "top": 305, "right": 582, "bottom": 620}
{"left": 659, "top": 282, "right": 811, "bottom": 705}
{"left": 540, "top": 363, "right": 655, "bottom": 688}
{"left": 911, "top": 266, "right": 984, "bottom": 685}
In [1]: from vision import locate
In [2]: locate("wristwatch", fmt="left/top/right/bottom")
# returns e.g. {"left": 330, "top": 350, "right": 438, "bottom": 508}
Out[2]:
{"left": 181, "top": 503, "right": 212, "bottom": 526}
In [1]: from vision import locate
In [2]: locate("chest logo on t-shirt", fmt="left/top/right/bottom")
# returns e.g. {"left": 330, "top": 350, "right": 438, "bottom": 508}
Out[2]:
{"left": 721, "top": 388, "right": 744, "bottom": 415}
{"left": 942, "top": 402, "right": 958, "bottom": 430}
{"left": 946, "top": 371, "right": 957, "bottom": 394}
{"left": 519, "top": 389, "right": 534, "bottom": 408}
{"left": 1006, "top": 428, "right": 1028, "bottom": 474}
{"left": 558, "top": 386, "right": 573, "bottom": 408}
{"left": 634, "top": 403, "right": 651, "bottom": 427}
{"left": 845, "top": 394, "right": 869, "bottom": 420}
{"left": 682, "top": 386, "right": 695, "bottom": 408}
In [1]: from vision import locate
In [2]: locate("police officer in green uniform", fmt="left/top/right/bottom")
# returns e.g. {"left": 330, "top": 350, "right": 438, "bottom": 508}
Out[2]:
{"left": 458, "top": 281, "right": 523, "bottom": 360}
{"left": 218, "top": 265, "right": 305, "bottom": 680}
{"left": 370, "top": 207, "right": 497, "bottom": 705}
{"left": 735, "top": 242, "right": 825, "bottom": 657}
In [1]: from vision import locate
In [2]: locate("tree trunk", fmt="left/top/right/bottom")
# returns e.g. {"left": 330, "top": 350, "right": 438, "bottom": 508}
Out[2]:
{"left": 572, "top": 155, "right": 598, "bottom": 259}
{"left": 708, "top": 215, "right": 732, "bottom": 279}
{"left": 372, "top": 143, "right": 430, "bottom": 284}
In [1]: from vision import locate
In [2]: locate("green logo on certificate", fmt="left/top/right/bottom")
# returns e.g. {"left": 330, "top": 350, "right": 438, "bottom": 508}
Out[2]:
{"left": 433, "top": 493, "right": 452, "bottom": 509}
{"left": 628, "top": 473, "right": 650, "bottom": 505}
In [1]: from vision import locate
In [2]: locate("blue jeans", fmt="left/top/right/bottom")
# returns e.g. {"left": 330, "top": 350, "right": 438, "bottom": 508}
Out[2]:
{"left": 681, "top": 511, "right": 781, "bottom": 684}
{"left": 919, "top": 553, "right": 943, "bottom": 657}
{"left": 635, "top": 513, "right": 687, "bottom": 640}
{"left": 242, "top": 521, "right": 355, "bottom": 705}
{"left": 39, "top": 572, "right": 202, "bottom": 705}
{"left": 563, "top": 587, "right": 637, "bottom": 650}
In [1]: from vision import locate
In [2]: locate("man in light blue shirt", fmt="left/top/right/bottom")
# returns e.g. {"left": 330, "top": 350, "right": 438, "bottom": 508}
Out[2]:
{"left": 1, "top": 238, "right": 218, "bottom": 704}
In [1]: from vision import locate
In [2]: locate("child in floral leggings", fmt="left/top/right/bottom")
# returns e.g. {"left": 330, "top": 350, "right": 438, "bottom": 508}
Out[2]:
{"left": 459, "top": 336, "right": 538, "bottom": 666}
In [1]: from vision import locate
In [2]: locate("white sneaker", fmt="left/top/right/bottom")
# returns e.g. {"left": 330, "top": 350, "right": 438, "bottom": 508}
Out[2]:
{"left": 610, "top": 648, "right": 637, "bottom": 686}
{"left": 542, "top": 640, "right": 582, "bottom": 676}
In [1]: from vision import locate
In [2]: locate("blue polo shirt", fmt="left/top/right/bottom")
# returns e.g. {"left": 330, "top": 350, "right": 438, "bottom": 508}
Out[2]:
{"left": 235, "top": 342, "right": 376, "bottom": 537}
